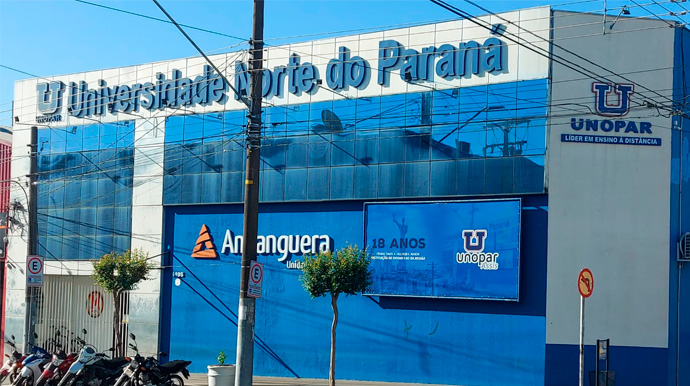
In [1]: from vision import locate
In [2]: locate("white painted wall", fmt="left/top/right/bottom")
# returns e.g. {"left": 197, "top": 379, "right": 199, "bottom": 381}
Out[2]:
{"left": 547, "top": 11, "right": 676, "bottom": 348}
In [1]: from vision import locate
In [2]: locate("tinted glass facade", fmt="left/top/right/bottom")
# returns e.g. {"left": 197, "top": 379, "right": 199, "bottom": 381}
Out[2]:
{"left": 163, "top": 79, "right": 547, "bottom": 205}
{"left": 36, "top": 122, "right": 134, "bottom": 260}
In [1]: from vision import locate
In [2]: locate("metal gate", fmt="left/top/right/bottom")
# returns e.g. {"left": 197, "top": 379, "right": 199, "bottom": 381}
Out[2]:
{"left": 35, "top": 275, "right": 129, "bottom": 354}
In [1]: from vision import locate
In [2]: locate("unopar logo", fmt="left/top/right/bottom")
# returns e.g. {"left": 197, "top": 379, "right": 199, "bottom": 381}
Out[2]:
{"left": 456, "top": 229, "right": 498, "bottom": 270}
{"left": 591, "top": 82, "right": 634, "bottom": 117}
{"left": 192, "top": 224, "right": 218, "bottom": 259}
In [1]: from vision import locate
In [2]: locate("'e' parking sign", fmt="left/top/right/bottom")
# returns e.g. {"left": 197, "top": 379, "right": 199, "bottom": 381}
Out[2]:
{"left": 26, "top": 255, "right": 44, "bottom": 287}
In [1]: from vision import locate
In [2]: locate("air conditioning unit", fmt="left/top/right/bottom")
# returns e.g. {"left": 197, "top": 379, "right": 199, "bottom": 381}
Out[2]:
{"left": 678, "top": 232, "right": 690, "bottom": 262}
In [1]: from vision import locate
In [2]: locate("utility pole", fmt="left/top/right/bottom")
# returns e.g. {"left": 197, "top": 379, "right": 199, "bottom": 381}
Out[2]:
{"left": 23, "top": 125, "right": 38, "bottom": 351}
{"left": 235, "top": 1, "right": 264, "bottom": 386}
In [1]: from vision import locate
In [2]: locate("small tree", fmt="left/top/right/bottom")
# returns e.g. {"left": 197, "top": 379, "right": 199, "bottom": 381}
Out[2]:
{"left": 93, "top": 249, "right": 152, "bottom": 357}
{"left": 300, "top": 244, "right": 372, "bottom": 386}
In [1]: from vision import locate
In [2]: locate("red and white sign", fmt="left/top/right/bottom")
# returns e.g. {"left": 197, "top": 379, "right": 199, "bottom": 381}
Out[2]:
{"left": 87, "top": 291, "right": 104, "bottom": 318}
{"left": 248, "top": 260, "right": 263, "bottom": 299}
{"left": 26, "top": 255, "right": 43, "bottom": 287}
{"left": 578, "top": 268, "right": 594, "bottom": 298}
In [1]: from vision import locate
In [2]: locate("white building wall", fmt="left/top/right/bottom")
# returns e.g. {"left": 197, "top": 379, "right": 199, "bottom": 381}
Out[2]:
{"left": 548, "top": 11, "right": 676, "bottom": 348}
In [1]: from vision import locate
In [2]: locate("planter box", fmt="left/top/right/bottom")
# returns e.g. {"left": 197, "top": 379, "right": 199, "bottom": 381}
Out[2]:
{"left": 207, "top": 365, "right": 236, "bottom": 386}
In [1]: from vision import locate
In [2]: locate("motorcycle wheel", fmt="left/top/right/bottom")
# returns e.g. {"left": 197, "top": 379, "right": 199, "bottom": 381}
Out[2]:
{"left": 8, "top": 373, "right": 16, "bottom": 385}
{"left": 0, "top": 373, "right": 8, "bottom": 385}
{"left": 165, "top": 375, "right": 182, "bottom": 386}
{"left": 55, "top": 374, "right": 74, "bottom": 386}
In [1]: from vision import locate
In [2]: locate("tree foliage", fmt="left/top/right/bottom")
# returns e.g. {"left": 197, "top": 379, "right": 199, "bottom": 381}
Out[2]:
{"left": 300, "top": 244, "right": 372, "bottom": 386}
{"left": 301, "top": 244, "right": 372, "bottom": 298}
{"left": 93, "top": 249, "right": 152, "bottom": 293}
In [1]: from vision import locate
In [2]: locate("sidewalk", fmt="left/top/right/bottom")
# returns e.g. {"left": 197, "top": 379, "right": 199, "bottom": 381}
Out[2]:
{"left": 186, "top": 373, "right": 454, "bottom": 386}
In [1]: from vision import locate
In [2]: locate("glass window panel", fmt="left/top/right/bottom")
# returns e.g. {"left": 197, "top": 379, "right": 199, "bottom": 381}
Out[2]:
{"left": 83, "top": 124, "right": 100, "bottom": 151}
{"left": 332, "top": 98, "right": 356, "bottom": 130}
{"left": 201, "top": 173, "right": 221, "bottom": 204}
{"left": 433, "top": 89, "right": 460, "bottom": 125}
{"left": 37, "top": 184, "right": 49, "bottom": 209}
{"left": 99, "top": 123, "right": 118, "bottom": 149}
{"left": 80, "top": 207, "right": 96, "bottom": 237}
{"left": 378, "top": 163, "right": 403, "bottom": 198}
{"left": 260, "top": 168, "right": 284, "bottom": 202}
{"left": 181, "top": 143, "right": 202, "bottom": 175}
{"left": 48, "top": 181, "right": 65, "bottom": 208}
{"left": 62, "top": 236, "right": 79, "bottom": 260}
{"left": 355, "top": 97, "right": 380, "bottom": 140}
{"left": 308, "top": 132, "right": 331, "bottom": 168}
{"left": 204, "top": 113, "right": 224, "bottom": 141}
{"left": 113, "top": 207, "right": 131, "bottom": 236}
{"left": 307, "top": 168, "right": 329, "bottom": 200}
{"left": 63, "top": 181, "right": 81, "bottom": 208}
{"left": 117, "top": 121, "right": 135, "bottom": 149}
{"left": 404, "top": 162, "right": 430, "bottom": 197}
{"left": 180, "top": 174, "right": 201, "bottom": 204}
{"left": 355, "top": 131, "right": 378, "bottom": 165}
{"left": 96, "top": 207, "right": 114, "bottom": 235}
{"left": 262, "top": 137, "right": 287, "bottom": 171}
{"left": 405, "top": 92, "right": 427, "bottom": 129}
{"left": 285, "top": 169, "right": 307, "bottom": 201}
{"left": 37, "top": 236, "right": 47, "bottom": 258}
{"left": 354, "top": 165, "right": 378, "bottom": 199}
{"left": 95, "top": 235, "right": 113, "bottom": 257}
{"left": 379, "top": 129, "right": 404, "bottom": 164}
{"left": 456, "top": 159, "right": 485, "bottom": 195}
{"left": 50, "top": 128, "right": 67, "bottom": 154}
{"left": 65, "top": 125, "right": 82, "bottom": 152}
{"left": 430, "top": 161, "right": 456, "bottom": 197}
{"left": 184, "top": 115, "right": 204, "bottom": 143}
{"left": 113, "top": 236, "right": 130, "bottom": 253}
{"left": 46, "top": 208, "right": 63, "bottom": 238}
{"left": 222, "top": 139, "right": 245, "bottom": 173}
{"left": 514, "top": 156, "right": 545, "bottom": 193}
{"left": 310, "top": 101, "right": 333, "bottom": 133}
{"left": 97, "top": 178, "right": 115, "bottom": 207}
{"left": 49, "top": 154, "right": 66, "bottom": 179}
{"left": 163, "top": 175, "right": 181, "bottom": 205}
{"left": 517, "top": 117, "right": 547, "bottom": 156}
{"left": 379, "top": 94, "right": 407, "bottom": 130}
{"left": 330, "top": 166, "right": 354, "bottom": 200}
{"left": 220, "top": 172, "right": 244, "bottom": 203}
{"left": 80, "top": 236, "right": 96, "bottom": 260}
{"left": 201, "top": 142, "right": 223, "bottom": 173}
{"left": 80, "top": 178, "right": 98, "bottom": 207}
{"left": 224, "top": 110, "right": 246, "bottom": 138}
{"left": 37, "top": 129, "right": 51, "bottom": 155}
{"left": 114, "top": 181, "right": 132, "bottom": 207}
{"left": 45, "top": 236, "right": 62, "bottom": 259}
{"left": 165, "top": 116, "right": 185, "bottom": 144}
{"left": 404, "top": 131, "right": 430, "bottom": 162}
{"left": 331, "top": 132, "right": 356, "bottom": 166}
{"left": 285, "top": 136, "right": 308, "bottom": 168}
{"left": 63, "top": 153, "right": 82, "bottom": 178}
{"left": 37, "top": 210, "right": 48, "bottom": 239}
{"left": 164, "top": 144, "right": 184, "bottom": 176}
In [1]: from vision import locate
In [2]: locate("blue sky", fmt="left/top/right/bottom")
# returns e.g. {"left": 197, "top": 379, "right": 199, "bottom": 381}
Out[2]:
{"left": 0, "top": 0, "right": 638, "bottom": 127}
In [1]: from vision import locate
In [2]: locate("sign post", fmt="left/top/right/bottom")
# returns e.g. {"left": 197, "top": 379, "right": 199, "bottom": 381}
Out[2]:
{"left": 578, "top": 268, "right": 594, "bottom": 386}
{"left": 248, "top": 261, "right": 263, "bottom": 299}
{"left": 26, "top": 255, "right": 44, "bottom": 287}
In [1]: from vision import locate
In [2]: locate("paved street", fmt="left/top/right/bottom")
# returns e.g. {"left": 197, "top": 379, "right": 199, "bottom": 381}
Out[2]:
{"left": 186, "top": 373, "right": 454, "bottom": 386}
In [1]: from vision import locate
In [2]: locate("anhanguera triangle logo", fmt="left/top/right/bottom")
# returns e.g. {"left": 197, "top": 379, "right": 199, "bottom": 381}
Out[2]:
{"left": 192, "top": 224, "right": 218, "bottom": 259}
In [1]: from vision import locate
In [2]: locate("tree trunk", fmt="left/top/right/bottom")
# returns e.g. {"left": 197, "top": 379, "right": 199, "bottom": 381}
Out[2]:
{"left": 330, "top": 293, "right": 339, "bottom": 386}
{"left": 113, "top": 291, "right": 123, "bottom": 357}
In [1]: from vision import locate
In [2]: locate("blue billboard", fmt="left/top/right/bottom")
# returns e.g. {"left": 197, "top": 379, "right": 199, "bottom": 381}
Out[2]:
{"left": 364, "top": 199, "right": 521, "bottom": 300}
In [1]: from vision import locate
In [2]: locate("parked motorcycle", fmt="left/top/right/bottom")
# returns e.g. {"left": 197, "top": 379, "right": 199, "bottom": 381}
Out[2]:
{"left": 112, "top": 334, "right": 190, "bottom": 386}
{"left": 0, "top": 336, "right": 22, "bottom": 384}
{"left": 34, "top": 330, "right": 79, "bottom": 386}
{"left": 55, "top": 331, "right": 97, "bottom": 386}
{"left": 12, "top": 336, "right": 50, "bottom": 386}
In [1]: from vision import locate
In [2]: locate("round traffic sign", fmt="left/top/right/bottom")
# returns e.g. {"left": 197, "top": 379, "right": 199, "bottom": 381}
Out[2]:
{"left": 27, "top": 256, "right": 43, "bottom": 275}
{"left": 250, "top": 262, "right": 263, "bottom": 284}
{"left": 578, "top": 268, "right": 594, "bottom": 298}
